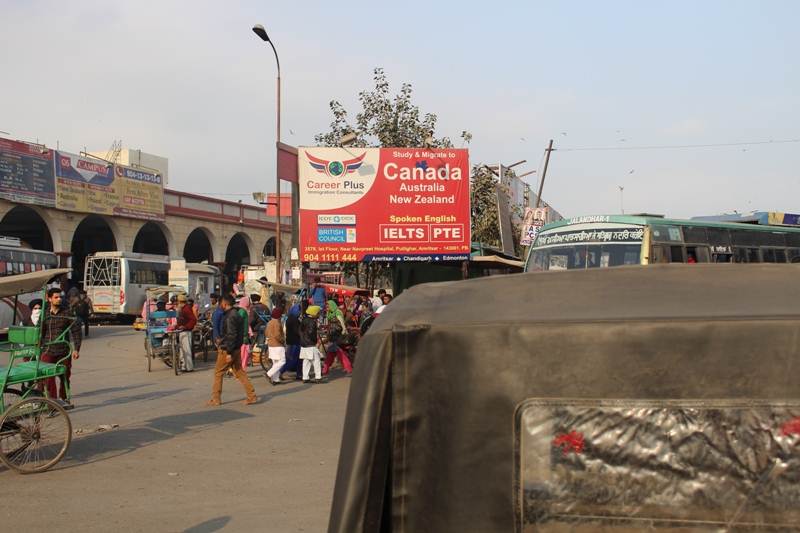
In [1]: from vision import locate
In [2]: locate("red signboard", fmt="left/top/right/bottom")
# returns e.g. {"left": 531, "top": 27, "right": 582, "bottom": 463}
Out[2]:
{"left": 299, "top": 147, "right": 470, "bottom": 262}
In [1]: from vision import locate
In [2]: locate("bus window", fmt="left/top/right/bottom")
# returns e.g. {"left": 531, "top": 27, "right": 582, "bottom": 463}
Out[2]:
{"left": 652, "top": 225, "right": 683, "bottom": 243}
{"left": 706, "top": 227, "right": 731, "bottom": 247}
{"left": 686, "top": 246, "right": 710, "bottom": 263}
{"left": 682, "top": 226, "right": 708, "bottom": 244}
{"left": 651, "top": 245, "right": 670, "bottom": 264}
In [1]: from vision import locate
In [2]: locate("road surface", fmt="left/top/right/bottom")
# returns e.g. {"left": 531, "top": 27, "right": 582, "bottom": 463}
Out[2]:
{"left": 0, "top": 325, "right": 350, "bottom": 532}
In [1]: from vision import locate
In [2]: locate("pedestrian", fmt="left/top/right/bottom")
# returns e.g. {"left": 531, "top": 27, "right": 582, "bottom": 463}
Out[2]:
{"left": 24, "top": 298, "right": 43, "bottom": 327}
{"left": 322, "top": 300, "right": 353, "bottom": 376}
{"left": 299, "top": 305, "right": 323, "bottom": 383}
{"left": 72, "top": 290, "right": 92, "bottom": 337}
{"left": 371, "top": 289, "right": 386, "bottom": 312}
{"left": 40, "top": 288, "right": 81, "bottom": 405}
{"left": 376, "top": 293, "right": 393, "bottom": 314}
{"left": 237, "top": 296, "right": 252, "bottom": 367}
{"left": 207, "top": 294, "right": 258, "bottom": 406}
{"left": 211, "top": 293, "right": 225, "bottom": 344}
{"left": 310, "top": 276, "right": 327, "bottom": 308}
{"left": 266, "top": 307, "right": 286, "bottom": 385}
{"left": 283, "top": 299, "right": 303, "bottom": 380}
{"left": 175, "top": 294, "right": 196, "bottom": 372}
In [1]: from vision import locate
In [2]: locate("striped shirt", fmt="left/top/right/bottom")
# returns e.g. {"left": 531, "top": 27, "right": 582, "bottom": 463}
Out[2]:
{"left": 41, "top": 306, "right": 82, "bottom": 359}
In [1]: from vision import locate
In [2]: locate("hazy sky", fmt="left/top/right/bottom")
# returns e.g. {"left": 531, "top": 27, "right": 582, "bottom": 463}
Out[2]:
{"left": 2, "top": 0, "right": 798, "bottom": 218}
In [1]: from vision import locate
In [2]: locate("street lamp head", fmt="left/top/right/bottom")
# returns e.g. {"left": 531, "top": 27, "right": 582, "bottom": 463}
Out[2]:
{"left": 252, "top": 24, "right": 270, "bottom": 42}
{"left": 252, "top": 191, "right": 266, "bottom": 203}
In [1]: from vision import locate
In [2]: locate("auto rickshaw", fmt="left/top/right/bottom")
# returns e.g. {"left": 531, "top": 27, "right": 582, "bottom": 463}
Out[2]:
{"left": 329, "top": 264, "right": 800, "bottom": 532}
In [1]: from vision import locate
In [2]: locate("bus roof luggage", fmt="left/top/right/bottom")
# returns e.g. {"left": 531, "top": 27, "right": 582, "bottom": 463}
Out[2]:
{"left": 329, "top": 264, "right": 800, "bottom": 532}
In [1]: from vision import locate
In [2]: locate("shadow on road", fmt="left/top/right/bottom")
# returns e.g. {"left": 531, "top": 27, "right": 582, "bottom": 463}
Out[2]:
{"left": 75, "top": 383, "right": 151, "bottom": 398}
{"left": 74, "top": 387, "right": 191, "bottom": 413}
{"left": 60, "top": 408, "right": 254, "bottom": 469}
{"left": 183, "top": 516, "right": 231, "bottom": 533}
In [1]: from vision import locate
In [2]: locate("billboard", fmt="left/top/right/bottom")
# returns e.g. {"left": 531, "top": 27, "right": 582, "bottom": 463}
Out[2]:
{"left": 520, "top": 206, "right": 550, "bottom": 246}
{"left": 0, "top": 137, "right": 56, "bottom": 207}
{"left": 113, "top": 164, "right": 164, "bottom": 221}
{"left": 53, "top": 152, "right": 164, "bottom": 221}
{"left": 55, "top": 151, "right": 116, "bottom": 214}
{"left": 299, "top": 147, "right": 470, "bottom": 262}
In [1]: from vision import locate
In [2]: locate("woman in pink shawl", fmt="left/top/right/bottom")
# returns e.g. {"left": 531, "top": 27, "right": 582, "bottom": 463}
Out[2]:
{"left": 238, "top": 296, "right": 252, "bottom": 367}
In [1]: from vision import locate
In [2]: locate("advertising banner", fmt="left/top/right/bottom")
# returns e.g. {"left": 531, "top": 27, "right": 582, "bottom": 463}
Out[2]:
{"left": 520, "top": 206, "right": 549, "bottom": 246}
{"left": 113, "top": 164, "right": 164, "bottom": 221}
{"left": 299, "top": 147, "right": 470, "bottom": 262}
{"left": 55, "top": 151, "right": 116, "bottom": 214}
{"left": 53, "top": 153, "right": 164, "bottom": 221}
{"left": 0, "top": 137, "right": 56, "bottom": 207}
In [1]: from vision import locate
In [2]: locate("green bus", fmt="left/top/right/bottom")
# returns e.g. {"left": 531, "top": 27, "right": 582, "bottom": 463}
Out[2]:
{"left": 525, "top": 212, "right": 800, "bottom": 271}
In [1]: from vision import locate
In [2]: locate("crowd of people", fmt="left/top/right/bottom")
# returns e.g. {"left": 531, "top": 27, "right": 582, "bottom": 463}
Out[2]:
{"left": 21, "top": 273, "right": 393, "bottom": 409}
{"left": 202, "top": 277, "right": 393, "bottom": 405}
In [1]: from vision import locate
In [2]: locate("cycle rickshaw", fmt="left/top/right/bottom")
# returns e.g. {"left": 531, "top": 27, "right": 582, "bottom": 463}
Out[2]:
{"left": 0, "top": 268, "right": 75, "bottom": 474}
{"left": 143, "top": 285, "right": 186, "bottom": 375}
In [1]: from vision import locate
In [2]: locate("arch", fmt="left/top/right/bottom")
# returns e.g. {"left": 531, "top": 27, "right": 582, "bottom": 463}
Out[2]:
{"left": 0, "top": 205, "right": 56, "bottom": 251}
{"left": 183, "top": 227, "right": 215, "bottom": 263}
{"left": 133, "top": 221, "right": 173, "bottom": 256}
{"left": 71, "top": 214, "right": 119, "bottom": 284}
{"left": 224, "top": 232, "right": 254, "bottom": 285}
{"left": 263, "top": 236, "right": 276, "bottom": 259}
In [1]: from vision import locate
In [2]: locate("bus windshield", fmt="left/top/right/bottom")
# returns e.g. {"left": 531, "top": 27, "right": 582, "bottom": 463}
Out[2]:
{"left": 526, "top": 224, "right": 645, "bottom": 271}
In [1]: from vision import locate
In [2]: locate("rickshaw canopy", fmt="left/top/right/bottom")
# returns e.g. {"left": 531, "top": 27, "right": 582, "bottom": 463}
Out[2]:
{"left": 330, "top": 264, "right": 800, "bottom": 532}
{"left": 0, "top": 268, "right": 71, "bottom": 298}
{"left": 144, "top": 285, "right": 187, "bottom": 299}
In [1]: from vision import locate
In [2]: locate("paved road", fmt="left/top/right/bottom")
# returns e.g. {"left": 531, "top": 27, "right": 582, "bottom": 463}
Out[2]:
{"left": 0, "top": 325, "right": 350, "bottom": 532}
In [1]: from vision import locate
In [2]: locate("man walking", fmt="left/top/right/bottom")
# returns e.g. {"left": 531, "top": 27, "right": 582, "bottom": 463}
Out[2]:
{"left": 41, "top": 288, "right": 81, "bottom": 405}
{"left": 299, "top": 305, "right": 323, "bottom": 383}
{"left": 72, "top": 290, "right": 92, "bottom": 337}
{"left": 175, "top": 294, "right": 196, "bottom": 372}
{"left": 207, "top": 294, "right": 258, "bottom": 406}
{"left": 265, "top": 307, "right": 286, "bottom": 385}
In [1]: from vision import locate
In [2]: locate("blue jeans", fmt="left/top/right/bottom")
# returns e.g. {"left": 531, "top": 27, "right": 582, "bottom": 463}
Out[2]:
{"left": 281, "top": 344, "right": 301, "bottom": 375}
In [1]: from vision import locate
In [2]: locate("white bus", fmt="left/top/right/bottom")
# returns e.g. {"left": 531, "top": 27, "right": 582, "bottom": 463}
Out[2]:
{"left": 0, "top": 236, "right": 59, "bottom": 331}
{"left": 84, "top": 251, "right": 170, "bottom": 316}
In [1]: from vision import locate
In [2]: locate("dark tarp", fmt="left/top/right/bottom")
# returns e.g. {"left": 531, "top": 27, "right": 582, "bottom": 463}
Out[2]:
{"left": 328, "top": 264, "right": 800, "bottom": 532}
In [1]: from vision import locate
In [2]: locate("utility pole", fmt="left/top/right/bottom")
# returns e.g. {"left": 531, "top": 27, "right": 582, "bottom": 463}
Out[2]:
{"left": 534, "top": 139, "right": 554, "bottom": 208}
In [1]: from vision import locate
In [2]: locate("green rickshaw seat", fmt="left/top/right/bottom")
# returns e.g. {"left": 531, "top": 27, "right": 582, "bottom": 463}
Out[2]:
{"left": 0, "top": 361, "right": 65, "bottom": 386}
{"left": 8, "top": 326, "right": 40, "bottom": 346}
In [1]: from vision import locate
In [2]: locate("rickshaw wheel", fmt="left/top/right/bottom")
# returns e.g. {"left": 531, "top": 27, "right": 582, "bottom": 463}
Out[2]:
{"left": 171, "top": 336, "right": 180, "bottom": 376}
{"left": 2, "top": 388, "right": 22, "bottom": 411}
{"left": 144, "top": 338, "right": 153, "bottom": 372}
{"left": 0, "top": 397, "right": 71, "bottom": 474}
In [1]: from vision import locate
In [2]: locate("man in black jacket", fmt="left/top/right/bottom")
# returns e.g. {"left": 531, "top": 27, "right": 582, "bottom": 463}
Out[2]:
{"left": 207, "top": 294, "right": 257, "bottom": 406}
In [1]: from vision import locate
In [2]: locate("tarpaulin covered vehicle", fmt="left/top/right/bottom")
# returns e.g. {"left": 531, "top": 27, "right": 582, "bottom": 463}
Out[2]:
{"left": 329, "top": 264, "right": 800, "bottom": 532}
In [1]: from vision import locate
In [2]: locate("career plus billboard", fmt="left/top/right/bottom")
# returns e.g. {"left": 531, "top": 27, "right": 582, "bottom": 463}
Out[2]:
{"left": 299, "top": 147, "right": 470, "bottom": 262}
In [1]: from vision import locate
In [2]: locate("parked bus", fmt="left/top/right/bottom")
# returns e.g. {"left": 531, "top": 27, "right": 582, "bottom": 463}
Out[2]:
{"left": 0, "top": 236, "right": 59, "bottom": 331}
{"left": 525, "top": 213, "right": 800, "bottom": 271}
{"left": 84, "top": 251, "right": 170, "bottom": 316}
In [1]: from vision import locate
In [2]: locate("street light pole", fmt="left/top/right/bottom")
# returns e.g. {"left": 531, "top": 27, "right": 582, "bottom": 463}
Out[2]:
{"left": 252, "top": 24, "right": 282, "bottom": 282}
